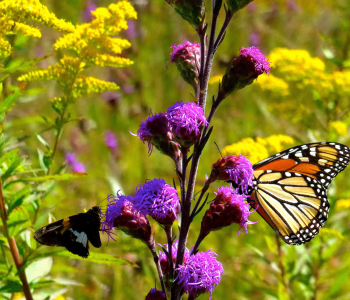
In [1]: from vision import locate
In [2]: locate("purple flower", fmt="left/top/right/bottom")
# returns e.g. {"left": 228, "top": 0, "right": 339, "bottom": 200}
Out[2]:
{"left": 104, "top": 130, "right": 119, "bottom": 155}
{"left": 167, "top": 102, "right": 208, "bottom": 147}
{"left": 170, "top": 41, "right": 201, "bottom": 88}
{"left": 220, "top": 46, "right": 272, "bottom": 97}
{"left": 65, "top": 153, "right": 86, "bottom": 173}
{"left": 201, "top": 186, "right": 255, "bottom": 235}
{"left": 125, "top": 20, "right": 138, "bottom": 39}
{"left": 134, "top": 179, "right": 180, "bottom": 225}
{"left": 145, "top": 288, "right": 167, "bottom": 300}
{"left": 208, "top": 155, "right": 254, "bottom": 193}
{"left": 136, "top": 112, "right": 170, "bottom": 154}
{"left": 101, "top": 193, "right": 153, "bottom": 244}
{"left": 176, "top": 250, "right": 224, "bottom": 299}
{"left": 159, "top": 240, "right": 190, "bottom": 276}
{"left": 82, "top": 1, "right": 97, "bottom": 23}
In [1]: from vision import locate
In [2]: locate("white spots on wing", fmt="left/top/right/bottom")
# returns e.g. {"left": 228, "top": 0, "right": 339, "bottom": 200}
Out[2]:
{"left": 285, "top": 172, "right": 291, "bottom": 177}
{"left": 295, "top": 151, "right": 303, "bottom": 157}
{"left": 335, "top": 145, "right": 341, "bottom": 150}
{"left": 69, "top": 228, "right": 88, "bottom": 247}
{"left": 282, "top": 155, "right": 289, "bottom": 159}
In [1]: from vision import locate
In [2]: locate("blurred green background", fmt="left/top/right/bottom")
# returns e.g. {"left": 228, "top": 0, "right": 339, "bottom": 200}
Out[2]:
{"left": 3, "top": 0, "right": 350, "bottom": 299}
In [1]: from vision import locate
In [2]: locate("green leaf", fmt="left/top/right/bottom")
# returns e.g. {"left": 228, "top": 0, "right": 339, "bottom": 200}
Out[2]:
{"left": 55, "top": 251, "right": 139, "bottom": 267}
{"left": 4, "top": 54, "right": 54, "bottom": 74}
{"left": 0, "top": 149, "right": 19, "bottom": 166}
{"left": 0, "top": 280, "right": 23, "bottom": 293}
{"left": 1, "top": 156, "right": 24, "bottom": 181}
{"left": 26, "top": 257, "right": 53, "bottom": 284}
{"left": 0, "top": 86, "right": 21, "bottom": 113}
{"left": 18, "top": 172, "right": 88, "bottom": 182}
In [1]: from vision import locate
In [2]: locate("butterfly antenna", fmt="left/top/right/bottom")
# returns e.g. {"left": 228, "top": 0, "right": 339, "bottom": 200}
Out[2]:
{"left": 214, "top": 141, "right": 223, "bottom": 158}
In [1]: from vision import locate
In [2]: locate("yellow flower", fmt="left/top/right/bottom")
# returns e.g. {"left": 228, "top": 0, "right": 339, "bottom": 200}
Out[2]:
{"left": 222, "top": 135, "right": 295, "bottom": 164}
{"left": 336, "top": 199, "right": 350, "bottom": 209}
{"left": 255, "top": 73, "right": 289, "bottom": 97}
{"left": 268, "top": 48, "right": 325, "bottom": 81}
{"left": 209, "top": 75, "right": 223, "bottom": 85}
{"left": 55, "top": 296, "right": 65, "bottom": 300}
{"left": 330, "top": 121, "right": 348, "bottom": 137}
{"left": 19, "top": 1, "right": 136, "bottom": 101}
{"left": 0, "top": 36, "right": 11, "bottom": 60}
{"left": 222, "top": 138, "right": 269, "bottom": 164}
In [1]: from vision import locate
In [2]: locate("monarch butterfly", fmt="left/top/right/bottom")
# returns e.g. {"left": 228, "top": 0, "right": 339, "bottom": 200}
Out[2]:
{"left": 247, "top": 142, "right": 350, "bottom": 245}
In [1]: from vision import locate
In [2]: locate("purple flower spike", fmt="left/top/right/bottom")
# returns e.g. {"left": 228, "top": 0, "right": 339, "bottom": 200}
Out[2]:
{"left": 176, "top": 250, "right": 224, "bottom": 300}
{"left": 201, "top": 186, "right": 256, "bottom": 236}
{"left": 208, "top": 155, "right": 253, "bottom": 193}
{"left": 170, "top": 41, "right": 201, "bottom": 88}
{"left": 134, "top": 178, "right": 180, "bottom": 225}
{"left": 145, "top": 288, "right": 167, "bottom": 300}
{"left": 220, "top": 46, "right": 272, "bottom": 97}
{"left": 105, "top": 130, "right": 118, "bottom": 149}
{"left": 65, "top": 153, "right": 86, "bottom": 173}
{"left": 159, "top": 240, "right": 190, "bottom": 276}
{"left": 167, "top": 102, "right": 208, "bottom": 147}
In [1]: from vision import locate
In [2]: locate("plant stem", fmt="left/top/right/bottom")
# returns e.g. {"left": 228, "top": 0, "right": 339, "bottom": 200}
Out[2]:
{"left": 190, "top": 184, "right": 209, "bottom": 220}
{"left": 275, "top": 233, "right": 289, "bottom": 296}
{"left": 164, "top": 225, "right": 174, "bottom": 279}
{"left": 0, "top": 179, "right": 33, "bottom": 300}
{"left": 190, "top": 232, "right": 207, "bottom": 255}
{"left": 199, "top": 1, "right": 220, "bottom": 109}
{"left": 148, "top": 239, "right": 167, "bottom": 297}
{"left": 213, "top": 11, "right": 234, "bottom": 51}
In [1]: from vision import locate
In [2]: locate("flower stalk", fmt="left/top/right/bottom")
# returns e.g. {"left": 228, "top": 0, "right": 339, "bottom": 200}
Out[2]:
{"left": 0, "top": 179, "right": 34, "bottom": 300}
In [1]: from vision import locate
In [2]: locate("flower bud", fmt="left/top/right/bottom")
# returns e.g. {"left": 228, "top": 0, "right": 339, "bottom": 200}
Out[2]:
{"left": 200, "top": 186, "right": 254, "bottom": 236}
{"left": 166, "top": 0, "right": 204, "bottom": 29}
{"left": 145, "top": 288, "right": 167, "bottom": 300}
{"left": 136, "top": 112, "right": 181, "bottom": 160}
{"left": 101, "top": 193, "right": 153, "bottom": 244}
{"left": 167, "top": 102, "right": 208, "bottom": 148}
{"left": 134, "top": 179, "right": 181, "bottom": 225}
{"left": 220, "top": 46, "right": 271, "bottom": 97}
{"left": 170, "top": 41, "right": 200, "bottom": 89}
{"left": 207, "top": 154, "right": 253, "bottom": 192}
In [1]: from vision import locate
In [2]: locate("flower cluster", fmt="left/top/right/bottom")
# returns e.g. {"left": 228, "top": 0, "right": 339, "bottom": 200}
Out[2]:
{"left": 208, "top": 154, "right": 254, "bottom": 193}
{"left": 176, "top": 250, "right": 224, "bottom": 299}
{"left": 18, "top": 1, "right": 136, "bottom": 103}
{"left": 0, "top": 0, "right": 74, "bottom": 60}
{"left": 136, "top": 102, "right": 207, "bottom": 155}
{"left": 222, "top": 135, "right": 294, "bottom": 164}
{"left": 200, "top": 186, "right": 254, "bottom": 236}
{"left": 134, "top": 179, "right": 180, "bottom": 225}
{"left": 101, "top": 193, "right": 153, "bottom": 244}
{"left": 220, "top": 46, "right": 271, "bottom": 97}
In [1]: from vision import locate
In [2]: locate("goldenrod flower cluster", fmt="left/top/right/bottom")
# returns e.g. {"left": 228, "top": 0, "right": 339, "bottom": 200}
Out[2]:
{"left": 0, "top": 0, "right": 74, "bottom": 60}
{"left": 336, "top": 199, "right": 350, "bottom": 209}
{"left": 255, "top": 48, "right": 350, "bottom": 131}
{"left": 330, "top": 121, "right": 348, "bottom": 137}
{"left": 18, "top": 1, "right": 137, "bottom": 101}
{"left": 222, "top": 134, "right": 294, "bottom": 164}
{"left": 53, "top": 1, "right": 136, "bottom": 68}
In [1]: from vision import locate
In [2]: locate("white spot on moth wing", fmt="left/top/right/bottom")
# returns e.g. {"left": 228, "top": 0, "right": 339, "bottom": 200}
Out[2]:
{"left": 69, "top": 228, "right": 88, "bottom": 247}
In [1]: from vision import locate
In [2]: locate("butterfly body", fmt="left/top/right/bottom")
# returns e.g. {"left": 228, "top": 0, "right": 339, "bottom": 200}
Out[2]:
{"left": 246, "top": 142, "right": 350, "bottom": 245}
{"left": 34, "top": 206, "right": 101, "bottom": 258}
